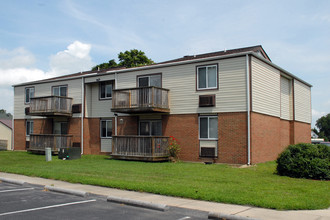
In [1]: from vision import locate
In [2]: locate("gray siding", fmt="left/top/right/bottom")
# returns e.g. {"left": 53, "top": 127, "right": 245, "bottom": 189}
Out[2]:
{"left": 251, "top": 57, "right": 281, "bottom": 117}
{"left": 113, "top": 56, "right": 247, "bottom": 114}
{"left": 14, "top": 78, "right": 83, "bottom": 119}
{"left": 294, "top": 79, "right": 311, "bottom": 123}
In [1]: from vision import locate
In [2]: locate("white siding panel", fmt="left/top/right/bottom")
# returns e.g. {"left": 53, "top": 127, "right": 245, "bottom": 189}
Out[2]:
{"left": 251, "top": 57, "right": 281, "bottom": 117}
{"left": 0, "top": 123, "right": 11, "bottom": 150}
{"left": 101, "top": 138, "right": 112, "bottom": 152}
{"left": 294, "top": 80, "right": 311, "bottom": 123}
{"left": 114, "top": 57, "right": 247, "bottom": 114}
{"left": 14, "top": 78, "right": 83, "bottom": 119}
{"left": 14, "top": 86, "right": 26, "bottom": 119}
{"left": 280, "top": 76, "right": 292, "bottom": 120}
{"left": 88, "top": 83, "right": 114, "bottom": 118}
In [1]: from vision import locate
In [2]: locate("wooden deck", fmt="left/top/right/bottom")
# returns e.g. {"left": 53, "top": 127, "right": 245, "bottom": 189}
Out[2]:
{"left": 111, "top": 87, "right": 169, "bottom": 113}
{"left": 29, "top": 134, "right": 73, "bottom": 153}
{"left": 112, "top": 136, "right": 169, "bottom": 161}
{"left": 29, "top": 96, "right": 73, "bottom": 117}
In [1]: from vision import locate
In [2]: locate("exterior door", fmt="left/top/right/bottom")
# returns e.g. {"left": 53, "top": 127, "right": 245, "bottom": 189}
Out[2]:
{"left": 53, "top": 121, "right": 68, "bottom": 149}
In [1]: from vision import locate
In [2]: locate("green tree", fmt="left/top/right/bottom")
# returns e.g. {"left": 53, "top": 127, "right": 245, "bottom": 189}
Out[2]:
{"left": 316, "top": 113, "right": 330, "bottom": 141}
{"left": 0, "top": 109, "right": 12, "bottom": 119}
{"left": 91, "top": 49, "right": 154, "bottom": 71}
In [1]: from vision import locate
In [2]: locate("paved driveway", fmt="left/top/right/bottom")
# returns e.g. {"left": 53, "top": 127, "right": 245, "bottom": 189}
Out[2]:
{"left": 0, "top": 182, "right": 207, "bottom": 220}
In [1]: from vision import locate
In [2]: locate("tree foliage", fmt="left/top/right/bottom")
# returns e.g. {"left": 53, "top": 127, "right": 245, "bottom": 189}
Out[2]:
{"left": 316, "top": 113, "right": 330, "bottom": 141}
{"left": 92, "top": 49, "right": 154, "bottom": 71}
{"left": 0, "top": 109, "right": 12, "bottom": 119}
{"left": 276, "top": 143, "right": 330, "bottom": 180}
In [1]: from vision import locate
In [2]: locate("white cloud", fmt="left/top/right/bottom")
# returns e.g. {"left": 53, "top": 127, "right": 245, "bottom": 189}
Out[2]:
{"left": 49, "top": 41, "right": 94, "bottom": 75}
{"left": 0, "top": 41, "right": 94, "bottom": 113}
{"left": 0, "top": 47, "right": 36, "bottom": 69}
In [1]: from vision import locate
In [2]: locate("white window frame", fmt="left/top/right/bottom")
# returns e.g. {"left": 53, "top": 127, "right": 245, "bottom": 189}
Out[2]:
{"left": 52, "top": 85, "right": 68, "bottom": 97}
{"left": 137, "top": 74, "right": 162, "bottom": 88}
{"left": 199, "top": 115, "right": 218, "bottom": 140}
{"left": 26, "top": 120, "right": 34, "bottom": 136}
{"left": 197, "top": 64, "right": 218, "bottom": 90}
{"left": 25, "top": 87, "right": 35, "bottom": 104}
{"left": 100, "top": 119, "right": 112, "bottom": 138}
{"left": 99, "top": 81, "right": 113, "bottom": 100}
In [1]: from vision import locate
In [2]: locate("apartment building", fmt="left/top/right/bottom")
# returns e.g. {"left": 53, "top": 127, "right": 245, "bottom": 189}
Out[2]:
{"left": 13, "top": 45, "right": 311, "bottom": 164}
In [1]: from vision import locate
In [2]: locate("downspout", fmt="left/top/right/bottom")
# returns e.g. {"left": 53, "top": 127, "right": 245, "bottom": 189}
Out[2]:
{"left": 114, "top": 73, "right": 118, "bottom": 136}
{"left": 246, "top": 54, "right": 251, "bottom": 165}
{"left": 11, "top": 117, "right": 14, "bottom": 151}
{"left": 81, "top": 76, "right": 85, "bottom": 155}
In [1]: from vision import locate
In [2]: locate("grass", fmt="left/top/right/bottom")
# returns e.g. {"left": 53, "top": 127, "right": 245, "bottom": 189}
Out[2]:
{"left": 0, "top": 151, "right": 329, "bottom": 210}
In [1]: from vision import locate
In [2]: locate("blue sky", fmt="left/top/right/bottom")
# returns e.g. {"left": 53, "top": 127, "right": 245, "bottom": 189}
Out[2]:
{"left": 0, "top": 0, "right": 329, "bottom": 127}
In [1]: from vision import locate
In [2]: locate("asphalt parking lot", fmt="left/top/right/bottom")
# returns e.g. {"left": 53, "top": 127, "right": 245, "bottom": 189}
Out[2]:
{"left": 0, "top": 181, "right": 207, "bottom": 220}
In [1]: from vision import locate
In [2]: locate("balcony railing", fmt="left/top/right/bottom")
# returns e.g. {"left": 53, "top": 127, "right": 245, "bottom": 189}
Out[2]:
{"left": 29, "top": 134, "right": 73, "bottom": 152}
{"left": 112, "top": 136, "right": 169, "bottom": 161}
{"left": 111, "top": 87, "right": 170, "bottom": 113}
{"left": 29, "top": 96, "right": 73, "bottom": 116}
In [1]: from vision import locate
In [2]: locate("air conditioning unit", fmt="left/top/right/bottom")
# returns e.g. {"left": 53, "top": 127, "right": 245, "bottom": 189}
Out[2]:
{"left": 199, "top": 95, "right": 215, "bottom": 107}
{"left": 200, "top": 147, "right": 216, "bottom": 157}
{"left": 25, "top": 107, "right": 30, "bottom": 115}
{"left": 72, "top": 104, "right": 82, "bottom": 113}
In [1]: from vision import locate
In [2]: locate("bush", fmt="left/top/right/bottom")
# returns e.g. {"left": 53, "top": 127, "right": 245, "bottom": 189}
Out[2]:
{"left": 276, "top": 143, "right": 330, "bottom": 180}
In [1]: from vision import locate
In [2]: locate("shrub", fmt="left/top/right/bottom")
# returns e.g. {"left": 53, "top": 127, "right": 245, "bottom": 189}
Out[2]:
{"left": 276, "top": 143, "right": 330, "bottom": 180}
{"left": 168, "top": 136, "right": 180, "bottom": 160}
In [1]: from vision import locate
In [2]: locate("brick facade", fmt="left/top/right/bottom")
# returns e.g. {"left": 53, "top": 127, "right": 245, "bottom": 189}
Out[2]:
{"left": 250, "top": 112, "right": 311, "bottom": 164}
{"left": 83, "top": 118, "right": 101, "bottom": 154}
{"left": 14, "top": 119, "right": 26, "bottom": 150}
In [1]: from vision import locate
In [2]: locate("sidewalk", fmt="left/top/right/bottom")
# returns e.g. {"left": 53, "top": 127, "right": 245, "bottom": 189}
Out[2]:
{"left": 0, "top": 172, "right": 329, "bottom": 220}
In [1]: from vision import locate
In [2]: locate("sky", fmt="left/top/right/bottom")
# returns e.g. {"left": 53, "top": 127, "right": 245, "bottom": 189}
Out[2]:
{"left": 0, "top": 0, "right": 329, "bottom": 127}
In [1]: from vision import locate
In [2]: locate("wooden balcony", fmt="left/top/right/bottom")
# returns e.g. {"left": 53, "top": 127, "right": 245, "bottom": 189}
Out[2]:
{"left": 112, "top": 136, "right": 169, "bottom": 161}
{"left": 29, "top": 96, "right": 73, "bottom": 117}
{"left": 111, "top": 87, "right": 170, "bottom": 113}
{"left": 29, "top": 134, "right": 73, "bottom": 153}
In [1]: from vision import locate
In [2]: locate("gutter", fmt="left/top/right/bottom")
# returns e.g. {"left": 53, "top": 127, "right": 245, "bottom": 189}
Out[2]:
{"left": 246, "top": 54, "right": 251, "bottom": 165}
{"left": 81, "top": 76, "right": 85, "bottom": 155}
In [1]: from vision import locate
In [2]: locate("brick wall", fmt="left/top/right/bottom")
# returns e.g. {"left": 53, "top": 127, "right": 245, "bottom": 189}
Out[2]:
{"left": 251, "top": 112, "right": 281, "bottom": 164}
{"left": 163, "top": 114, "right": 199, "bottom": 161}
{"left": 163, "top": 113, "right": 248, "bottom": 164}
{"left": 218, "top": 112, "right": 248, "bottom": 164}
{"left": 251, "top": 112, "right": 311, "bottom": 164}
{"left": 293, "top": 121, "right": 311, "bottom": 144}
{"left": 117, "top": 116, "right": 138, "bottom": 135}
{"left": 14, "top": 119, "right": 26, "bottom": 150}
{"left": 68, "top": 118, "right": 81, "bottom": 144}
{"left": 83, "top": 118, "right": 101, "bottom": 154}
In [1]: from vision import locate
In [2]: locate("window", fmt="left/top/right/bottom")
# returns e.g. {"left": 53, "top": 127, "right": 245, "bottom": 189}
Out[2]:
{"left": 139, "top": 120, "right": 162, "bottom": 136}
{"left": 26, "top": 121, "right": 34, "bottom": 136}
{"left": 25, "top": 87, "right": 35, "bottom": 104}
{"left": 197, "top": 65, "right": 218, "bottom": 90}
{"left": 101, "top": 120, "right": 112, "bottom": 138}
{"left": 100, "top": 81, "right": 113, "bottom": 99}
{"left": 199, "top": 116, "right": 218, "bottom": 139}
{"left": 53, "top": 85, "right": 67, "bottom": 97}
{"left": 138, "top": 74, "right": 161, "bottom": 87}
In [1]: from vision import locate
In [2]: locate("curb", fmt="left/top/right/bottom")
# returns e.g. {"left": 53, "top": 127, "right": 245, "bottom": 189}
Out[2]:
{"left": 44, "top": 185, "right": 89, "bottom": 197}
{"left": 107, "top": 196, "right": 169, "bottom": 212}
{"left": 0, "top": 177, "right": 26, "bottom": 186}
{"left": 208, "top": 212, "right": 259, "bottom": 220}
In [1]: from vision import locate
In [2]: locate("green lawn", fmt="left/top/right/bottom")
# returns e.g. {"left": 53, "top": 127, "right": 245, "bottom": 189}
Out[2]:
{"left": 0, "top": 151, "right": 329, "bottom": 210}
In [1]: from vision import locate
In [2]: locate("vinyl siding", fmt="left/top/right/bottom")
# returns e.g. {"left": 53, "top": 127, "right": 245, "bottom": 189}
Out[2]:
{"left": 294, "top": 79, "right": 311, "bottom": 123}
{"left": 114, "top": 56, "right": 247, "bottom": 114}
{"left": 280, "top": 76, "right": 293, "bottom": 120}
{"left": 251, "top": 57, "right": 281, "bottom": 117}
{"left": 14, "top": 78, "right": 83, "bottom": 119}
{"left": 0, "top": 123, "right": 11, "bottom": 150}
{"left": 101, "top": 138, "right": 112, "bottom": 152}
{"left": 85, "top": 82, "right": 114, "bottom": 118}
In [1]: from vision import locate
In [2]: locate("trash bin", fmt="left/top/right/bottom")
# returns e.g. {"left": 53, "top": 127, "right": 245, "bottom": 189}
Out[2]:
{"left": 45, "top": 147, "right": 52, "bottom": 161}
